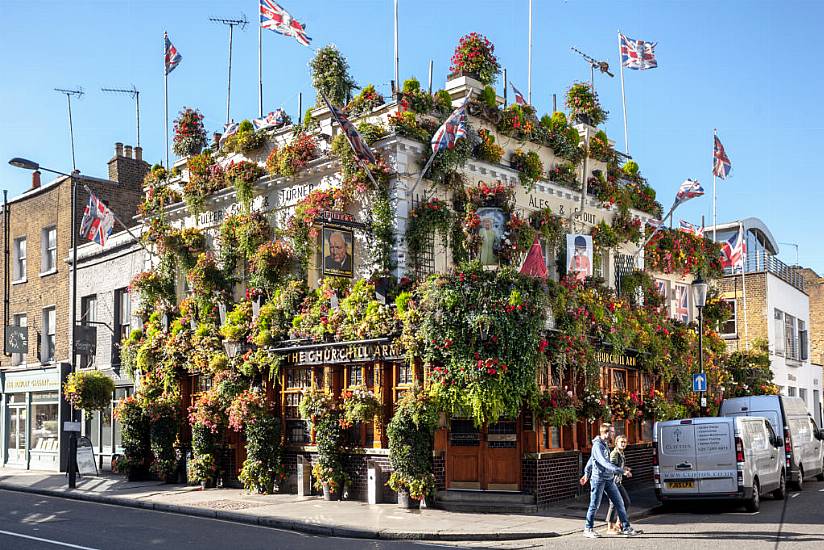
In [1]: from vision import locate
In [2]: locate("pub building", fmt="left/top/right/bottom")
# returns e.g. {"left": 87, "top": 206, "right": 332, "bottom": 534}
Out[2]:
{"left": 155, "top": 72, "right": 698, "bottom": 508}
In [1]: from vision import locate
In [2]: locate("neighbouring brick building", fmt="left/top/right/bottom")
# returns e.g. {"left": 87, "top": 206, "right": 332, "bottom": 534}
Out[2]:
{"left": 0, "top": 143, "right": 148, "bottom": 471}
{"left": 798, "top": 268, "right": 824, "bottom": 367}
{"left": 709, "top": 218, "right": 823, "bottom": 426}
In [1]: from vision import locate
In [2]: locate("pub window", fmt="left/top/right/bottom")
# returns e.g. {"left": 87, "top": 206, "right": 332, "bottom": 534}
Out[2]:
{"left": 543, "top": 422, "right": 562, "bottom": 450}
{"left": 397, "top": 364, "right": 413, "bottom": 385}
{"left": 347, "top": 366, "right": 363, "bottom": 387}
{"left": 394, "top": 363, "right": 414, "bottom": 402}
{"left": 642, "top": 374, "right": 652, "bottom": 394}
{"left": 287, "top": 368, "right": 311, "bottom": 388}
{"left": 611, "top": 369, "right": 627, "bottom": 392}
{"left": 284, "top": 367, "right": 312, "bottom": 444}
{"left": 196, "top": 375, "right": 212, "bottom": 394}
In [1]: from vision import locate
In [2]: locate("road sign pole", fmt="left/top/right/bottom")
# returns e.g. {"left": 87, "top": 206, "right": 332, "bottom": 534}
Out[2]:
{"left": 698, "top": 305, "right": 705, "bottom": 417}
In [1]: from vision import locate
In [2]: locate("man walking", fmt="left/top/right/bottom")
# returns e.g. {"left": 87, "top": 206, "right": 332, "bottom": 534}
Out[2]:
{"left": 580, "top": 423, "right": 640, "bottom": 538}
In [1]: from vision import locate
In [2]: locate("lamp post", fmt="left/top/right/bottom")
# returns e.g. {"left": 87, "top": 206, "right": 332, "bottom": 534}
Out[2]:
{"left": 9, "top": 158, "right": 80, "bottom": 487}
{"left": 692, "top": 274, "right": 709, "bottom": 417}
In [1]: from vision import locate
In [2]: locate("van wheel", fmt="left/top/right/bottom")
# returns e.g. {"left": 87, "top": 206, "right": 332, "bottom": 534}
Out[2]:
{"left": 772, "top": 471, "right": 786, "bottom": 500}
{"left": 745, "top": 480, "right": 760, "bottom": 512}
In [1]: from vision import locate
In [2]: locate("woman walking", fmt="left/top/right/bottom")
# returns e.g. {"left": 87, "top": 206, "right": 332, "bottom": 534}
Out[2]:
{"left": 606, "top": 435, "right": 632, "bottom": 533}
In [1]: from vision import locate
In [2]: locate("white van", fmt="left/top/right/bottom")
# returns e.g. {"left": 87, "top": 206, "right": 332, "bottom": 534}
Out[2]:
{"left": 720, "top": 395, "right": 824, "bottom": 490}
{"left": 654, "top": 416, "right": 784, "bottom": 511}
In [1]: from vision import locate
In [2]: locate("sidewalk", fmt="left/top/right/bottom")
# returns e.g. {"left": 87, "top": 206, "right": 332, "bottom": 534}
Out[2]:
{"left": 0, "top": 470, "right": 659, "bottom": 541}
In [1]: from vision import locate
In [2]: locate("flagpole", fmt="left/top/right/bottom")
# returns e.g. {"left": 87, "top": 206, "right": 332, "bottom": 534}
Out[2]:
{"left": 618, "top": 31, "right": 629, "bottom": 155}
{"left": 527, "top": 0, "right": 533, "bottom": 104}
{"left": 712, "top": 129, "right": 718, "bottom": 241}
{"left": 258, "top": 20, "right": 263, "bottom": 117}
{"left": 740, "top": 221, "right": 749, "bottom": 351}
{"left": 164, "top": 32, "right": 169, "bottom": 171}
{"left": 394, "top": 0, "right": 399, "bottom": 98}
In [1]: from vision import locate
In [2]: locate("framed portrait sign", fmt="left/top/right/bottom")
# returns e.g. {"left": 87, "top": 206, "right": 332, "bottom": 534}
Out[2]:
{"left": 476, "top": 207, "right": 507, "bottom": 266}
{"left": 565, "top": 234, "right": 593, "bottom": 282}
{"left": 322, "top": 227, "right": 354, "bottom": 278}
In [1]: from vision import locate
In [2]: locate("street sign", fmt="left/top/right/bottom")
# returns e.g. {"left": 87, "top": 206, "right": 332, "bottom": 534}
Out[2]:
{"left": 64, "top": 421, "right": 81, "bottom": 432}
{"left": 692, "top": 373, "right": 708, "bottom": 393}
{"left": 74, "top": 325, "right": 97, "bottom": 356}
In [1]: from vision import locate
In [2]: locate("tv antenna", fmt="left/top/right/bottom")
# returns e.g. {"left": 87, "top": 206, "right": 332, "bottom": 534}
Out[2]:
{"left": 210, "top": 14, "right": 249, "bottom": 124}
{"left": 101, "top": 86, "right": 141, "bottom": 147}
{"left": 54, "top": 87, "right": 84, "bottom": 171}
{"left": 570, "top": 47, "right": 614, "bottom": 92}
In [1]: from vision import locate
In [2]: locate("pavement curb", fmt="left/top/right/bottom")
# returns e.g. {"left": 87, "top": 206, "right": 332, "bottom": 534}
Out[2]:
{"left": 0, "top": 482, "right": 564, "bottom": 541}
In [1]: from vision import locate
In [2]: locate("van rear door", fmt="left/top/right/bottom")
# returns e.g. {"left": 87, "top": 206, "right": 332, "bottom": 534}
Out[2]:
{"left": 695, "top": 420, "right": 737, "bottom": 493}
{"left": 659, "top": 421, "right": 699, "bottom": 495}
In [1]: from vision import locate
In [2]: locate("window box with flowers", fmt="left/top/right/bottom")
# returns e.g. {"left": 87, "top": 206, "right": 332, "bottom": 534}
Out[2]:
{"left": 509, "top": 149, "right": 544, "bottom": 191}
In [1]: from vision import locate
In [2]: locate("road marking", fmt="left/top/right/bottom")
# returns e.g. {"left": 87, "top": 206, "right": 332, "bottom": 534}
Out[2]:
{"left": 0, "top": 529, "right": 101, "bottom": 550}
{"left": 791, "top": 493, "right": 800, "bottom": 498}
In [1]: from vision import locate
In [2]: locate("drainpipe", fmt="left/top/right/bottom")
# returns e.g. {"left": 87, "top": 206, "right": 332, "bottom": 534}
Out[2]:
{"left": 3, "top": 190, "right": 9, "bottom": 356}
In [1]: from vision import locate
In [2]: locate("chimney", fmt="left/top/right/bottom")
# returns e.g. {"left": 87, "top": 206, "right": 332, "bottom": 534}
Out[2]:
{"left": 31, "top": 170, "right": 41, "bottom": 190}
{"left": 108, "top": 142, "right": 149, "bottom": 189}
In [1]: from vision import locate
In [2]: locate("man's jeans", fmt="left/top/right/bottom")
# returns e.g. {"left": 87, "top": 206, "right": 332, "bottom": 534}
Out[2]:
{"left": 585, "top": 476, "right": 630, "bottom": 530}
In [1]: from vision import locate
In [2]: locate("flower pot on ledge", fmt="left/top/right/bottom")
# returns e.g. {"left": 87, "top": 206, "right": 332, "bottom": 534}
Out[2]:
{"left": 322, "top": 481, "right": 339, "bottom": 501}
{"left": 396, "top": 489, "right": 419, "bottom": 509}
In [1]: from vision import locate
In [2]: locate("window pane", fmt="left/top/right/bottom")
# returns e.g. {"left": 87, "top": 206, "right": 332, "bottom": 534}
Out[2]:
{"left": 85, "top": 409, "right": 101, "bottom": 448}
{"left": 31, "top": 403, "right": 59, "bottom": 451}
{"left": 101, "top": 403, "right": 113, "bottom": 450}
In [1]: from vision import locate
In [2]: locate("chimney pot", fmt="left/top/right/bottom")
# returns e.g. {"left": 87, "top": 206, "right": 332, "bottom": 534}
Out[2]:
{"left": 31, "top": 170, "right": 41, "bottom": 189}
{"left": 115, "top": 142, "right": 123, "bottom": 157}
{"left": 124, "top": 145, "right": 133, "bottom": 159}
{"left": 134, "top": 146, "right": 143, "bottom": 162}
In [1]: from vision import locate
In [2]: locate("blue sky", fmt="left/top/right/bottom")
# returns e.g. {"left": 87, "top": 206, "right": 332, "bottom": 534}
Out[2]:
{"left": 2, "top": 1, "right": 823, "bottom": 271}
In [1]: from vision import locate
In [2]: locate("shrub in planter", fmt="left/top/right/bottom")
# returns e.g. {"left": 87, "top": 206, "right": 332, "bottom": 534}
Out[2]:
{"left": 253, "top": 280, "right": 307, "bottom": 346}
{"left": 510, "top": 149, "right": 544, "bottom": 190}
{"left": 173, "top": 107, "right": 208, "bottom": 158}
{"left": 311, "top": 411, "right": 348, "bottom": 495}
{"left": 548, "top": 161, "right": 579, "bottom": 190}
{"left": 449, "top": 32, "right": 501, "bottom": 85}
{"left": 221, "top": 119, "right": 266, "bottom": 154}
{"left": 188, "top": 421, "right": 219, "bottom": 485}
{"left": 63, "top": 370, "right": 116, "bottom": 411}
{"left": 386, "top": 387, "right": 438, "bottom": 501}
{"left": 346, "top": 84, "right": 385, "bottom": 116}
{"left": 114, "top": 396, "right": 151, "bottom": 479}
{"left": 587, "top": 130, "right": 614, "bottom": 162}
{"left": 433, "top": 89, "right": 454, "bottom": 114}
{"left": 265, "top": 133, "right": 318, "bottom": 178}
{"left": 184, "top": 152, "right": 226, "bottom": 215}
{"left": 310, "top": 45, "right": 356, "bottom": 107}
{"left": 565, "top": 82, "right": 607, "bottom": 126}
{"left": 146, "top": 397, "right": 181, "bottom": 480}
{"left": 474, "top": 128, "right": 504, "bottom": 164}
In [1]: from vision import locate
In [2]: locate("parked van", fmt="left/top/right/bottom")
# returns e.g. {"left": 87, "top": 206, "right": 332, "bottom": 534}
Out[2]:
{"left": 654, "top": 416, "right": 784, "bottom": 511}
{"left": 720, "top": 395, "right": 824, "bottom": 490}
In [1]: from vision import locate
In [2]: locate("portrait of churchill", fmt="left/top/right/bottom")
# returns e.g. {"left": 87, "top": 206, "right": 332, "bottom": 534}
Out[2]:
{"left": 323, "top": 228, "right": 354, "bottom": 277}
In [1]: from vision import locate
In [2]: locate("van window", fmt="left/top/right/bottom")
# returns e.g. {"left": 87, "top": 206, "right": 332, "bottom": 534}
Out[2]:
{"left": 749, "top": 411, "right": 781, "bottom": 432}
{"left": 791, "top": 419, "right": 812, "bottom": 442}
{"left": 747, "top": 422, "right": 767, "bottom": 451}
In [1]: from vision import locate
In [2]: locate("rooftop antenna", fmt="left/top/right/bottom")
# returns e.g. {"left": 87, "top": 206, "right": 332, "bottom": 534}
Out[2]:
{"left": 210, "top": 14, "right": 249, "bottom": 125}
{"left": 54, "top": 88, "right": 84, "bottom": 171}
{"left": 570, "top": 47, "right": 614, "bottom": 93}
{"left": 101, "top": 86, "right": 141, "bottom": 147}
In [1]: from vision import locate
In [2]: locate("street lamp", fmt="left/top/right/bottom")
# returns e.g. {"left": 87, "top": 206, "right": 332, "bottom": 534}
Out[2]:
{"left": 692, "top": 274, "right": 709, "bottom": 417}
{"left": 8, "top": 158, "right": 81, "bottom": 488}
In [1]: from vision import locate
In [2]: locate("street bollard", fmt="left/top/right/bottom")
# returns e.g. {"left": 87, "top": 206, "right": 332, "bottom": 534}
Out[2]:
{"left": 367, "top": 459, "right": 382, "bottom": 504}
{"left": 297, "top": 455, "right": 311, "bottom": 497}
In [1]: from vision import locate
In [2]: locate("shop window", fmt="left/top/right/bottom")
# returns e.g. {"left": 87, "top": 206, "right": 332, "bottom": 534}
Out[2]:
{"left": 11, "top": 313, "right": 27, "bottom": 366}
{"left": 41, "top": 226, "right": 57, "bottom": 274}
{"left": 13, "top": 236, "right": 26, "bottom": 281}
{"left": 31, "top": 393, "right": 59, "bottom": 452}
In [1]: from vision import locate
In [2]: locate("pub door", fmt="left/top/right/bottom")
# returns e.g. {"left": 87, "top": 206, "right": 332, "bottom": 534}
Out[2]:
{"left": 447, "top": 418, "right": 521, "bottom": 491}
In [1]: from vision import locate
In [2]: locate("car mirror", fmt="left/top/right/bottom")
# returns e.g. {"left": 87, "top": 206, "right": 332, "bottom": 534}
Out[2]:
{"left": 769, "top": 435, "right": 779, "bottom": 447}
{"left": 817, "top": 429, "right": 824, "bottom": 441}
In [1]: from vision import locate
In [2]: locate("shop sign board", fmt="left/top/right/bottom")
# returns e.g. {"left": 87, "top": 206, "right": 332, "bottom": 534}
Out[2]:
{"left": 74, "top": 325, "right": 97, "bottom": 356}
{"left": 281, "top": 342, "right": 404, "bottom": 366}
{"left": 3, "top": 370, "right": 60, "bottom": 393}
{"left": 5, "top": 325, "right": 28, "bottom": 354}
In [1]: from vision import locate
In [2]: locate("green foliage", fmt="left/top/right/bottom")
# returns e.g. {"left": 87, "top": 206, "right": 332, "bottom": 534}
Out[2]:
{"left": 724, "top": 340, "right": 779, "bottom": 396}
{"left": 146, "top": 397, "right": 180, "bottom": 479}
{"left": 310, "top": 45, "right": 356, "bottom": 107}
{"left": 346, "top": 84, "right": 385, "bottom": 116}
{"left": 220, "top": 300, "right": 252, "bottom": 342}
{"left": 341, "top": 387, "right": 381, "bottom": 424}
{"left": 401, "top": 77, "right": 434, "bottom": 113}
{"left": 510, "top": 149, "right": 544, "bottom": 190}
{"left": 253, "top": 280, "right": 307, "bottom": 346}
{"left": 229, "top": 390, "right": 285, "bottom": 494}
{"left": 480, "top": 85, "right": 497, "bottom": 108}
{"left": 433, "top": 89, "right": 454, "bottom": 113}
{"left": 265, "top": 133, "right": 318, "bottom": 179}
{"left": 225, "top": 160, "right": 264, "bottom": 212}
{"left": 450, "top": 32, "right": 501, "bottom": 85}
{"left": 249, "top": 240, "right": 295, "bottom": 296}
{"left": 221, "top": 119, "right": 266, "bottom": 154}
{"left": 114, "top": 396, "right": 151, "bottom": 478}
{"left": 474, "top": 128, "right": 504, "bottom": 164}
{"left": 406, "top": 198, "right": 452, "bottom": 273}
{"left": 565, "top": 82, "right": 607, "bottom": 126}
{"left": 63, "top": 370, "right": 115, "bottom": 411}
{"left": 386, "top": 387, "right": 438, "bottom": 499}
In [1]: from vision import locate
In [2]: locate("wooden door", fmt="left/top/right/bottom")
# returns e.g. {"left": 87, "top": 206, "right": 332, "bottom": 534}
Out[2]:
{"left": 484, "top": 419, "right": 520, "bottom": 490}
{"left": 448, "top": 419, "right": 481, "bottom": 489}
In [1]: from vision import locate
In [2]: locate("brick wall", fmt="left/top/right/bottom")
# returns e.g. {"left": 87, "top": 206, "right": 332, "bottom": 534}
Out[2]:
{"left": 623, "top": 443, "right": 654, "bottom": 486}
{"left": 799, "top": 268, "right": 824, "bottom": 365}
{"left": 283, "top": 450, "right": 396, "bottom": 501}
{"left": 715, "top": 272, "right": 768, "bottom": 352}
{"left": 523, "top": 451, "right": 582, "bottom": 506}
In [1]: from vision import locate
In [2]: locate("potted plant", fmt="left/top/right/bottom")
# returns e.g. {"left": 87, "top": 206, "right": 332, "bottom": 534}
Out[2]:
{"left": 63, "top": 370, "right": 116, "bottom": 411}
{"left": 449, "top": 33, "right": 501, "bottom": 85}
{"left": 114, "top": 395, "right": 151, "bottom": 481}
{"left": 341, "top": 387, "right": 381, "bottom": 425}
{"left": 145, "top": 397, "right": 181, "bottom": 483}
{"left": 172, "top": 107, "right": 208, "bottom": 158}
{"left": 309, "top": 45, "right": 356, "bottom": 107}
{"left": 565, "top": 83, "right": 607, "bottom": 127}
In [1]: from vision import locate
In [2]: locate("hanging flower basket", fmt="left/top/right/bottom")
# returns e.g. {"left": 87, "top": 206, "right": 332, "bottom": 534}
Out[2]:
{"left": 63, "top": 371, "right": 116, "bottom": 411}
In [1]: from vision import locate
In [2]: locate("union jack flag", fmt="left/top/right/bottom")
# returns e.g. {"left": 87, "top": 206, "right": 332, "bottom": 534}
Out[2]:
{"left": 164, "top": 32, "right": 182, "bottom": 75}
{"left": 511, "top": 82, "right": 527, "bottom": 105}
{"left": 679, "top": 220, "right": 704, "bottom": 237}
{"left": 260, "top": 0, "right": 311, "bottom": 47}
{"left": 218, "top": 121, "right": 240, "bottom": 149}
{"left": 673, "top": 283, "right": 690, "bottom": 323}
{"left": 674, "top": 178, "right": 704, "bottom": 206}
{"left": 431, "top": 100, "right": 468, "bottom": 155}
{"left": 320, "top": 92, "right": 376, "bottom": 165}
{"left": 619, "top": 33, "right": 658, "bottom": 70}
{"left": 80, "top": 192, "right": 115, "bottom": 247}
{"left": 646, "top": 217, "right": 662, "bottom": 229}
{"left": 654, "top": 279, "right": 668, "bottom": 300}
{"left": 713, "top": 134, "right": 732, "bottom": 179}
{"left": 252, "top": 108, "right": 288, "bottom": 131}
{"left": 720, "top": 227, "right": 747, "bottom": 270}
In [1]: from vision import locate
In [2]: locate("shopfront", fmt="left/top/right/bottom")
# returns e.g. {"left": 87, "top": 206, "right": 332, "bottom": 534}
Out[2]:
{"left": 1, "top": 365, "right": 70, "bottom": 471}
{"left": 82, "top": 373, "right": 134, "bottom": 471}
